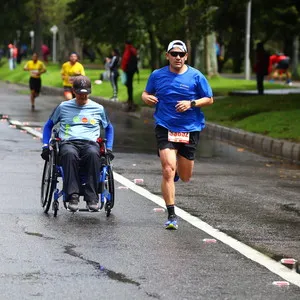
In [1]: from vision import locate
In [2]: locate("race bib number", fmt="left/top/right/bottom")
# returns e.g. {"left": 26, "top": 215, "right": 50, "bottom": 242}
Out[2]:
{"left": 30, "top": 70, "right": 39, "bottom": 75}
{"left": 168, "top": 131, "right": 190, "bottom": 144}
{"left": 68, "top": 76, "right": 75, "bottom": 84}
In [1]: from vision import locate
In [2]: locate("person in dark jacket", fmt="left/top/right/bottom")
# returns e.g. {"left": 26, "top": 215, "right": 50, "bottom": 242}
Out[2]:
{"left": 106, "top": 48, "right": 120, "bottom": 101}
{"left": 254, "top": 42, "right": 270, "bottom": 95}
{"left": 121, "top": 41, "right": 138, "bottom": 111}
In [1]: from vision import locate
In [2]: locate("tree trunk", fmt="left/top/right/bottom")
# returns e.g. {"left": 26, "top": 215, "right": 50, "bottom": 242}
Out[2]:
{"left": 148, "top": 27, "right": 158, "bottom": 71}
{"left": 34, "top": 0, "right": 43, "bottom": 57}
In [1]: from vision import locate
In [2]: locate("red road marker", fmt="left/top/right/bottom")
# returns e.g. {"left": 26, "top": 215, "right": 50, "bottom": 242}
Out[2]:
{"left": 153, "top": 207, "right": 165, "bottom": 212}
{"left": 203, "top": 238, "right": 217, "bottom": 244}
{"left": 117, "top": 186, "right": 129, "bottom": 190}
{"left": 272, "top": 281, "right": 290, "bottom": 287}
{"left": 133, "top": 178, "right": 144, "bottom": 184}
{"left": 280, "top": 258, "right": 297, "bottom": 265}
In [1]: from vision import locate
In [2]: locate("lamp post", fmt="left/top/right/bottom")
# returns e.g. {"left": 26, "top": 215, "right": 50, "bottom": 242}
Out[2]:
{"left": 245, "top": 0, "right": 252, "bottom": 80}
{"left": 29, "top": 30, "right": 34, "bottom": 50}
{"left": 50, "top": 25, "right": 58, "bottom": 63}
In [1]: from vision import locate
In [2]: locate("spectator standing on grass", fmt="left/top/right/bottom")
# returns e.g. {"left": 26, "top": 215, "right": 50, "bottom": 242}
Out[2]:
{"left": 254, "top": 42, "right": 270, "bottom": 95}
{"left": 106, "top": 48, "right": 120, "bottom": 101}
{"left": 8, "top": 44, "right": 16, "bottom": 70}
{"left": 121, "top": 41, "right": 138, "bottom": 111}
{"left": 268, "top": 52, "right": 292, "bottom": 85}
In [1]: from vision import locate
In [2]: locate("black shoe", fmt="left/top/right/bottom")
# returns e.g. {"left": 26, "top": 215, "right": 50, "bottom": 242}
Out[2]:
{"left": 87, "top": 201, "right": 99, "bottom": 212}
{"left": 31, "top": 105, "right": 35, "bottom": 112}
{"left": 68, "top": 194, "right": 79, "bottom": 212}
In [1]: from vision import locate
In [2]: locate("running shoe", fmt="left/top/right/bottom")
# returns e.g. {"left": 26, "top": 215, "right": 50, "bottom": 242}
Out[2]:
{"left": 87, "top": 201, "right": 100, "bottom": 212}
{"left": 174, "top": 171, "right": 180, "bottom": 182}
{"left": 68, "top": 194, "right": 79, "bottom": 212}
{"left": 165, "top": 215, "right": 178, "bottom": 230}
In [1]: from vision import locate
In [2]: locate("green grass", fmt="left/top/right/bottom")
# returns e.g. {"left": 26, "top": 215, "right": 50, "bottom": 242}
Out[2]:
{"left": 1, "top": 59, "right": 299, "bottom": 141}
{"left": 202, "top": 94, "right": 300, "bottom": 141}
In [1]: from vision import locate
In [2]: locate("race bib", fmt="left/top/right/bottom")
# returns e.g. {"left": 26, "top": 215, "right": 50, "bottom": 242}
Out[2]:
{"left": 68, "top": 76, "right": 75, "bottom": 84}
{"left": 30, "top": 70, "right": 39, "bottom": 75}
{"left": 168, "top": 131, "right": 190, "bottom": 144}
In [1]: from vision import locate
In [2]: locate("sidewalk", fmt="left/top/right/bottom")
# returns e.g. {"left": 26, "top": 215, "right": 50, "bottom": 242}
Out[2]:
{"left": 222, "top": 73, "right": 300, "bottom": 96}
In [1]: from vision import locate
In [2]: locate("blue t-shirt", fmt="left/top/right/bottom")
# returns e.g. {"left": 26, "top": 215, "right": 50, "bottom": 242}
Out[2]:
{"left": 50, "top": 99, "right": 109, "bottom": 141}
{"left": 145, "top": 65, "right": 213, "bottom": 132}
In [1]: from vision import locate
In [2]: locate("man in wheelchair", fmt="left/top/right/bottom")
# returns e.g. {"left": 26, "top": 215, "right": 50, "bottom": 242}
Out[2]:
{"left": 41, "top": 75, "right": 114, "bottom": 212}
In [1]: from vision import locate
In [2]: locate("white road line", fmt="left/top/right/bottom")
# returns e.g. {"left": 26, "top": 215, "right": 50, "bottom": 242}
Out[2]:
{"left": 113, "top": 172, "right": 300, "bottom": 287}
{"left": 11, "top": 120, "right": 300, "bottom": 287}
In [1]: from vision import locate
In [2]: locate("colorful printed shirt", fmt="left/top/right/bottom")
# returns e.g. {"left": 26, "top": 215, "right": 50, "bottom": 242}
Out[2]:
{"left": 48, "top": 99, "right": 109, "bottom": 141}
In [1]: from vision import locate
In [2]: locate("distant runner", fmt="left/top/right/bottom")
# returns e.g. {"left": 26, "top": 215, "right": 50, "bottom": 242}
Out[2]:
{"left": 61, "top": 52, "right": 85, "bottom": 100}
{"left": 23, "top": 52, "right": 47, "bottom": 111}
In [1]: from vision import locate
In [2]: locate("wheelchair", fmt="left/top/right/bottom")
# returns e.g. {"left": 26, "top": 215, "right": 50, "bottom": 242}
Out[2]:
{"left": 40, "top": 131, "right": 115, "bottom": 217}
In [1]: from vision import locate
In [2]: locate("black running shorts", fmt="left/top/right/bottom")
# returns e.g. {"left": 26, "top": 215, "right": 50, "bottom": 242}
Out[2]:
{"left": 155, "top": 125, "right": 200, "bottom": 160}
{"left": 276, "top": 58, "right": 290, "bottom": 70}
{"left": 63, "top": 86, "right": 75, "bottom": 97}
{"left": 29, "top": 77, "right": 41, "bottom": 94}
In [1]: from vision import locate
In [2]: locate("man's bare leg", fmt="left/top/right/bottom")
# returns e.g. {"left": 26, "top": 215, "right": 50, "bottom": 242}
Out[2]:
{"left": 177, "top": 155, "right": 194, "bottom": 182}
{"left": 159, "top": 148, "right": 177, "bottom": 206}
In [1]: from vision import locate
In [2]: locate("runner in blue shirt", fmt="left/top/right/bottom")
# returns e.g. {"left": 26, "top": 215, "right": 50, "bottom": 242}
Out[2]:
{"left": 41, "top": 76, "right": 114, "bottom": 212}
{"left": 142, "top": 40, "right": 214, "bottom": 230}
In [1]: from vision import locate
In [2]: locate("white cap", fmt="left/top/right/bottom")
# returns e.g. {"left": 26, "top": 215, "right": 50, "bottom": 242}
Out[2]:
{"left": 167, "top": 40, "right": 187, "bottom": 52}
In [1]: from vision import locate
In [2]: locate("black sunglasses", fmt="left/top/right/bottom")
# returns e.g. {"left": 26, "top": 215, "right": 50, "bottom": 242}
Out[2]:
{"left": 169, "top": 51, "right": 186, "bottom": 58}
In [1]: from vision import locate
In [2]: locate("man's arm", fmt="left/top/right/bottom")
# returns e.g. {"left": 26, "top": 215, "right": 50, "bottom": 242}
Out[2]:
{"left": 175, "top": 97, "right": 213, "bottom": 112}
{"left": 105, "top": 123, "right": 114, "bottom": 150}
{"left": 142, "top": 91, "right": 158, "bottom": 106}
{"left": 42, "top": 119, "right": 54, "bottom": 146}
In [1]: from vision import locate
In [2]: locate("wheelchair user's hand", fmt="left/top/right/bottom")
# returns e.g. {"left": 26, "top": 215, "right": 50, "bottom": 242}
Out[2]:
{"left": 41, "top": 146, "right": 50, "bottom": 161}
{"left": 106, "top": 149, "right": 114, "bottom": 161}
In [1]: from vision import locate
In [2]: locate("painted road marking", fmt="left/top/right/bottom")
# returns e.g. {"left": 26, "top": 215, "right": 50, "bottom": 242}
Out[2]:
{"left": 8, "top": 119, "right": 300, "bottom": 288}
{"left": 112, "top": 173, "right": 300, "bottom": 288}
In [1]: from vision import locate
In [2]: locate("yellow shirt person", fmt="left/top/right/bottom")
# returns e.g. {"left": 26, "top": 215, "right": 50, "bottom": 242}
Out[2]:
{"left": 24, "top": 57, "right": 46, "bottom": 79}
{"left": 61, "top": 52, "right": 85, "bottom": 100}
{"left": 23, "top": 52, "right": 46, "bottom": 111}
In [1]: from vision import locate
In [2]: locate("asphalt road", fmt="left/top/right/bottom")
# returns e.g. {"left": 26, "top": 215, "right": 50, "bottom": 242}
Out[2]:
{"left": 0, "top": 82, "right": 299, "bottom": 299}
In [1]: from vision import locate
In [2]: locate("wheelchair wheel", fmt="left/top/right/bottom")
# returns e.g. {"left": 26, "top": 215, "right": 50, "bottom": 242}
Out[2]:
{"left": 107, "top": 165, "right": 115, "bottom": 209}
{"left": 40, "top": 151, "right": 56, "bottom": 213}
{"left": 104, "top": 165, "right": 114, "bottom": 216}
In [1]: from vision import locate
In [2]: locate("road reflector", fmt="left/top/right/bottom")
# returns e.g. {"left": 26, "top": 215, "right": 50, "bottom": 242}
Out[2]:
{"left": 117, "top": 186, "right": 129, "bottom": 190}
{"left": 280, "top": 258, "right": 297, "bottom": 265}
{"left": 203, "top": 238, "right": 217, "bottom": 244}
{"left": 133, "top": 179, "right": 144, "bottom": 184}
{"left": 153, "top": 207, "right": 165, "bottom": 212}
{"left": 272, "top": 281, "right": 290, "bottom": 287}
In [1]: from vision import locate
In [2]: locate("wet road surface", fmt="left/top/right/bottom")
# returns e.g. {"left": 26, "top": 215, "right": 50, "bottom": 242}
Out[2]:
{"left": 0, "top": 82, "right": 299, "bottom": 299}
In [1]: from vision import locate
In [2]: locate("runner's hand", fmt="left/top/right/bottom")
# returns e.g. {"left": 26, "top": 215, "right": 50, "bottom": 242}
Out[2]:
{"left": 176, "top": 100, "right": 191, "bottom": 112}
{"left": 41, "top": 146, "right": 50, "bottom": 161}
{"left": 144, "top": 95, "right": 158, "bottom": 106}
{"left": 107, "top": 149, "right": 115, "bottom": 161}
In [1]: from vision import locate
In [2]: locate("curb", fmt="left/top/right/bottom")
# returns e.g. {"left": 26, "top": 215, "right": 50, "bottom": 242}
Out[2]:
{"left": 203, "top": 123, "right": 300, "bottom": 164}
{"left": 138, "top": 106, "right": 300, "bottom": 164}
{"left": 4, "top": 82, "right": 300, "bottom": 164}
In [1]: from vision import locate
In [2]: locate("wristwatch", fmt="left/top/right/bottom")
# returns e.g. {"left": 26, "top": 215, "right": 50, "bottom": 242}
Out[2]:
{"left": 191, "top": 100, "right": 196, "bottom": 107}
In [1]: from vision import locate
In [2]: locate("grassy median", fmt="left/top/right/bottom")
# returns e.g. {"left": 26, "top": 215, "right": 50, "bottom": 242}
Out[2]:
{"left": 0, "top": 60, "right": 299, "bottom": 141}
